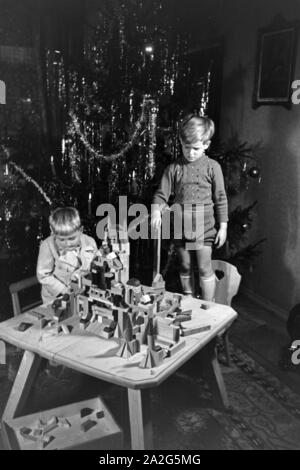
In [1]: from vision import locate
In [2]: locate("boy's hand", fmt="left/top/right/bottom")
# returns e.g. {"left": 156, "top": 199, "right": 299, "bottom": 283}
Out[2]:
{"left": 151, "top": 210, "right": 162, "bottom": 231}
{"left": 214, "top": 224, "right": 227, "bottom": 248}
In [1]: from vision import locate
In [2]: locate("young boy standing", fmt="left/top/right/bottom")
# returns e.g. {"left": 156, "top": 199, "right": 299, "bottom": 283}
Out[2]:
{"left": 152, "top": 115, "right": 228, "bottom": 301}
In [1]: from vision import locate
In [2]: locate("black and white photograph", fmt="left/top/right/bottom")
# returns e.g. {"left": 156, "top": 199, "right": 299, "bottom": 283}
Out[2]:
{"left": 0, "top": 0, "right": 300, "bottom": 454}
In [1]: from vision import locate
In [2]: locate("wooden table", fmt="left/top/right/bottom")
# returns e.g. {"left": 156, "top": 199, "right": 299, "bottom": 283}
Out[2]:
{"left": 0, "top": 292, "right": 237, "bottom": 450}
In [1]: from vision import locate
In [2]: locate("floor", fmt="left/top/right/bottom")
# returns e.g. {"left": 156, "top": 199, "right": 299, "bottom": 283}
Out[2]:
{"left": 231, "top": 292, "right": 300, "bottom": 396}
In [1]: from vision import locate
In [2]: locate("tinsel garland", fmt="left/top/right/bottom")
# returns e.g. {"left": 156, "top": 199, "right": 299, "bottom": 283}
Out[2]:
{"left": 146, "top": 98, "right": 158, "bottom": 180}
{"left": 69, "top": 94, "right": 150, "bottom": 162}
{"left": 7, "top": 160, "right": 52, "bottom": 206}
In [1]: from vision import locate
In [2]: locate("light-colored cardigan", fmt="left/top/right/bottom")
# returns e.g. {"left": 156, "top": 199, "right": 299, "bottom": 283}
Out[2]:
{"left": 36, "top": 233, "right": 97, "bottom": 304}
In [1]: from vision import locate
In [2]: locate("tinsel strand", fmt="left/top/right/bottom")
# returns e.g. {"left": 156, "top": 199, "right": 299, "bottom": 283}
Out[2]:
{"left": 8, "top": 161, "right": 52, "bottom": 206}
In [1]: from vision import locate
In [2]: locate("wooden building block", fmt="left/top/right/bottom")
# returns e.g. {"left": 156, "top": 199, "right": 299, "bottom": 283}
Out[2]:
{"left": 100, "top": 326, "right": 115, "bottom": 339}
{"left": 139, "top": 346, "right": 164, "bottom": 369}
{"left": 17, "top": 322, "right": 33, "bottom": 332}
{"left": 155, "top": 317, "right": 180, "bottom": 342}
{"left": 128, "top": 339, "right": 140, "bottom": 355}
{"left": 42, "top": 416, "right": 58, "bottom": 434}
{"left": 112, "top": 258, "right": 122, "bottom": 269}
{"left": 19, "top": 426, "right": 37, "bottom": 442}
{"left": 40, "top": 318, "right": 51, "bottom": 329}
{"left": 116, "top": 340, "right": 133, "bottom": 359}
{"left": 167, "top": 340, "right": 186, "bottom": 357}
{"left": 57, "top": 324, "right": 73, "bottom": 335}
{"left": 181, "top": 324, "right": 211, "bottom": 336}
{"left": 80, "top": 407, "right": 93, "bottom": 418}
{"left": 200, "top": 303, "right": 211, "bottom": 310}
{"left": 80, "top": 419, "right": 97, "bottom": 432}
{"left": 53, "top": 308, "right": 66, "bottom": 322}
{"left": 26, "top": 311, "right": 44, "bottom": 320}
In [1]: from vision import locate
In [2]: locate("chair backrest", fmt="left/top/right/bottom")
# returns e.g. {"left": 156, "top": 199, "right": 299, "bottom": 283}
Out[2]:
{"left": 212, "top": 260, "right": 241, "bottom": 307}
{"left": 9, "top": 275, "right": 41, "bottom": 316}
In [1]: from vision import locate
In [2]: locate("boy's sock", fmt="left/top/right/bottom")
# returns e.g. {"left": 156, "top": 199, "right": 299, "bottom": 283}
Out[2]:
{"left": 199, "top": 273, "right": 216, "bottom": 301}
{"left": 179, "top": 274, "right": 193, "bottom": 296}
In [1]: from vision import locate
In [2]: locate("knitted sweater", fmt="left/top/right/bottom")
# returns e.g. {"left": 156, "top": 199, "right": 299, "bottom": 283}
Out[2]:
{"left": 153, "top": 155, "right": 228, "bottom": 224}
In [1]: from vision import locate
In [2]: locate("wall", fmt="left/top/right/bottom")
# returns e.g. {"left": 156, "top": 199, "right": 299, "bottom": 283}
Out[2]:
{"left": 219, "top": 0, "right": 300, "bottom": 314}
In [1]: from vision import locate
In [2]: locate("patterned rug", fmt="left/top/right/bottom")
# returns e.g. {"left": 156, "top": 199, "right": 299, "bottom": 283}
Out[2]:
{"left": 150, "top": 342, "right": 300, "bottom": 450}
{"left": 1, "top": 342, "right": 300, "bottom": 450}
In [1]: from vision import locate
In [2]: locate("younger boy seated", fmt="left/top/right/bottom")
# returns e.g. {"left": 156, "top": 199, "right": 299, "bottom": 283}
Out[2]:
{"left": 37, "top": 207, "right": 97, "bottom": 304}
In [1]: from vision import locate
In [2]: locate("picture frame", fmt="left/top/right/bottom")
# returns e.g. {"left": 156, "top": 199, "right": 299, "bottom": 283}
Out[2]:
{"left": 253, "top": 15, "right": 298, "bottom": 109}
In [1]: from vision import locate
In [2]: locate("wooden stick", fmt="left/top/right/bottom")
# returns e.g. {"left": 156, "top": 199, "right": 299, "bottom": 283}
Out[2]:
{"left": 153, "top": 224, "right": 161, "bottom": 280}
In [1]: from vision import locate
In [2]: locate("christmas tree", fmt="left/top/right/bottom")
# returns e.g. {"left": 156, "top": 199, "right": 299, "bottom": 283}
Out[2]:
{"left": 0, "top": 0, "right": 263, "bottom": 317}
{"left": 209, "top": 134, "right": 265, "bottom": 273}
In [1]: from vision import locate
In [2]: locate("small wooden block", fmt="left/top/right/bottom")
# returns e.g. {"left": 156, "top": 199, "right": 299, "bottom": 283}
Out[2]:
{"left": 27, "top": 310, "right": 45, "bottom": 320}
{"left": 140, "top": 294, "right": 151, "bottom": 304}
{"left": 172, "top": 313, "right": 192, "bottom": 326}
{"left": 40, "top": 435, "right": 54, "bottom": 448}
{"left": 104, "top": 272, "right": 115, "bottom": 279}
{"left": 53, "top": 308, "right": 66, "bottom": 322}
{"left": 168, "top": 340, "right": 186, "bottom": 357}
{"left": 79, "top": 318, "right": 89, "bottom": 329}
{"left": 80, "top": 407, "right": 93, "bottom": 418}
{"left": 43, "top": 422, "right": 58, "bottom": 434}
{"left": 96, "top": 410, "right": 104, "bottom": 419}
{"left": 19, "top": 426, "right": 37, "bottom": 442}
{"left": 200, "top": 303, "right": 211, "bottom": 310}
{"left": 181, "top": 324, "right": 211, "bottom": 336}
{"left": 40, "top": 318, "right": 51, "bottom": 329}
{"left": 81, "top": 419, "right": 97, "bottom": 432}
{"left": 57, "top": 417, "right": 71, "bottom": 428}
{"left": 43, "top": 416, "right": 58, "bottom": 434}
{"left": 57, "top": 324, "right": 73, "bottom": 335}
{"left": 181, "top": 309, "right": 193, "bottom": 317}
{"left": 17, "top": 322, "right": 33, "bottom": 332}
{"left": 128, "top": 339, "right": 140, "bottom": 355}
{"left": 100, "top": 327, "right": 114, "bottom": 339}
{"left": 113, "top": 258, "right": 122, "bottom": 269}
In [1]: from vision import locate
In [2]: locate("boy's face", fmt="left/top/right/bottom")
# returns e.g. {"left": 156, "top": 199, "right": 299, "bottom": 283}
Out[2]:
{"left": 180, "top": 138, "right": 210, "bottom": 163}
{"left": 53, "top": 229, "right": 82, "bottom": 252}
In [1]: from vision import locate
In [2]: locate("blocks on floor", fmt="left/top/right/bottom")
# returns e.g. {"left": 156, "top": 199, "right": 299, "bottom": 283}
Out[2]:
{"left": 3, "top": 396, "right": 123, "bottom": 450}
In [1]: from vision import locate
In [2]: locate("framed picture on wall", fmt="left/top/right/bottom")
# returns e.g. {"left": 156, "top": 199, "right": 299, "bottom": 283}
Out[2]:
{"left": 253, "top": 15, "right": 298, "bottom": 109}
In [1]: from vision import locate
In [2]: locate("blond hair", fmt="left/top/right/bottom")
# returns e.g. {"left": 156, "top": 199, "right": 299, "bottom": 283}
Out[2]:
{"left": 179, "top": 114, "right": 215, "bottom": 144}
{"left": 49, "top": 207, "right": 81, "bottom": 236}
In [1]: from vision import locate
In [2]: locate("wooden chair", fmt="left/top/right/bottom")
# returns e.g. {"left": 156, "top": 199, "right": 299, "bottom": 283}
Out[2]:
{"left": 9, "top": 276, "right": 42, "bottom": 317}
{"left": 212, "top": 260, "right": 242, "bottom": 366}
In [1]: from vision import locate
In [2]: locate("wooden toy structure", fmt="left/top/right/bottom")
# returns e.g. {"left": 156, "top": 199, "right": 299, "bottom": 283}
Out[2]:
{"left": 40, "top": 229, "right": 211, "bottom": 369}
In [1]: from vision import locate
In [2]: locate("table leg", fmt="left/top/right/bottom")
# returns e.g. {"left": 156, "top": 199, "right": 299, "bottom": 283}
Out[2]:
{"left": 127, "top": 388, "right": 153, "bottom": 450}
{"left": 1, "top": 350, "right": 42, "bottom": 449}
{"left": 201, "top": 340, "right": 229, "bottom": 409}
